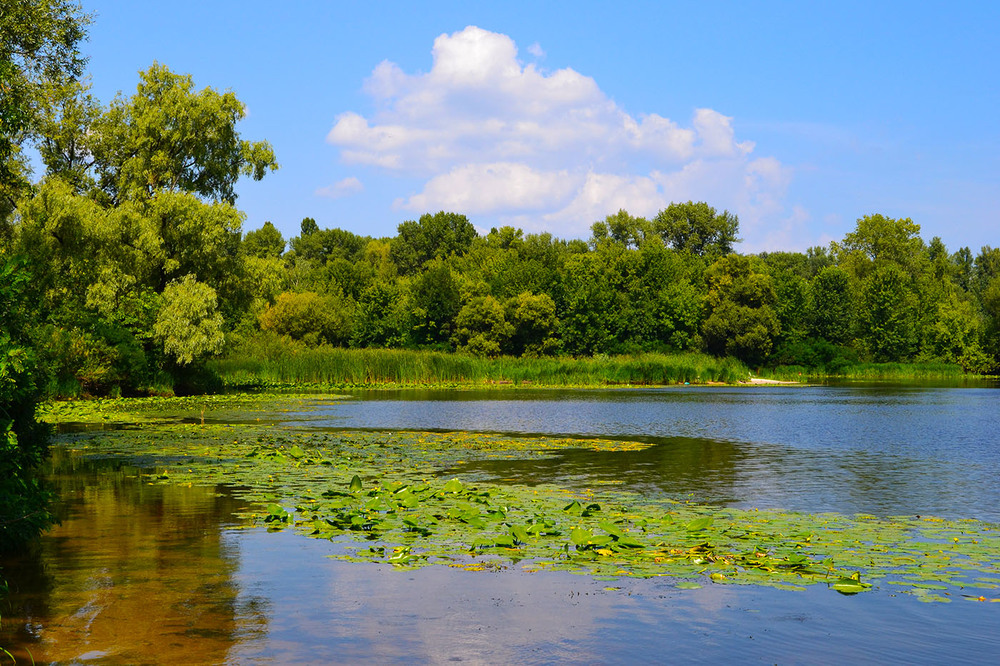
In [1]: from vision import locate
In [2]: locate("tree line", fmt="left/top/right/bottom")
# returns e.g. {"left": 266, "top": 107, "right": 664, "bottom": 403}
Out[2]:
{"left": 239, "top": 205, "right": 998, "bottom": 372}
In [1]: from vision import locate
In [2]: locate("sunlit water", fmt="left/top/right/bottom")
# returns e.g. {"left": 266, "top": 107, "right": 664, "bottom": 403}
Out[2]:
{"left": 2, "top": 385, "right": 999, "bottom": 663}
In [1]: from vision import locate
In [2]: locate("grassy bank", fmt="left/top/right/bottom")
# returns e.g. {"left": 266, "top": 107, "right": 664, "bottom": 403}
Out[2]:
{"left": 758, "top": 361, "right": 973, "bottom": 382}
{"left": 209, "top": 347, "right": 749, "bottom": 389}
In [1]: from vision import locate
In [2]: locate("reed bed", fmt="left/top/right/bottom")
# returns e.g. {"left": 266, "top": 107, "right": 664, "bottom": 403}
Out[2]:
{"left": 760, "top": 361, "right": 968, "bottom": 381}
{"left": 210, "top": 346, "right": 749, "bottom": 388}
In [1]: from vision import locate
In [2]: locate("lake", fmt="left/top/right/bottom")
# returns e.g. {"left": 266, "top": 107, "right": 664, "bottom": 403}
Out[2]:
{"left": 1, "top": 383, "right": 998, "bottom": 663}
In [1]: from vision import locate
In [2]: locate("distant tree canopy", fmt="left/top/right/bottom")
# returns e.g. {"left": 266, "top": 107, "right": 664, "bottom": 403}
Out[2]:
{"left": 392, "top": 211, "right": 477, "bottom": 275}
{"left": 243, "top": 221, "right": 286, "bottom": 259}
{"left": 653, "top": 201, "right": 740, "bottom": 257}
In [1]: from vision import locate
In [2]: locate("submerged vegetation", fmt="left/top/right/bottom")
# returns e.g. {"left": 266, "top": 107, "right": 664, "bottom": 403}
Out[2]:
{"left": 41, "top": 395, "right": 1000, "bottom": 602}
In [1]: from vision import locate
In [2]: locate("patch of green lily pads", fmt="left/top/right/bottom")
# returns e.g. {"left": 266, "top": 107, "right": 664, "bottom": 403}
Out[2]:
{"left": 42, "top": 395, "right": 1000, "bottom": 602}
{"left": 39, "top": 392, "right": 348, "bottom": 426}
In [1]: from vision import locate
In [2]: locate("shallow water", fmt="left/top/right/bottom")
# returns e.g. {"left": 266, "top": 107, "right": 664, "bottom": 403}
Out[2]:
{"left": 2, "top": 385, "right": 999, "bottom": 663}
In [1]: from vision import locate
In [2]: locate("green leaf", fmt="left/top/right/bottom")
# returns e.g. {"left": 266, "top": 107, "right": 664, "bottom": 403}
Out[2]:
{"left": 829, "top": 575, "right": 872, "bottom": 595}
{"left": 349, "top": 474, "right": 363, "bottom": 492}
{"left": 511, "top": 524, "right": 531, "bottom": 544}
{"left": 685, "top": 516, "right": 714, "bottom": 532}
{"left": 616, "top": 536, "right": 645, "bottom": 549}
{"left": 494, "top": 534, "right": 516, "bottom": 547}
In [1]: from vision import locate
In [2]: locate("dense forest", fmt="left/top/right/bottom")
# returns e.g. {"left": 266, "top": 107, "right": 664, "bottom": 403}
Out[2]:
{"left": 3, "top": 1, "right": 1000, "bottom": 544}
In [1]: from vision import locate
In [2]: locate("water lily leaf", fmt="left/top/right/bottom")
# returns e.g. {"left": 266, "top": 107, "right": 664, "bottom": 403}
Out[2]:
{"left": 511, "top": 524, "right": 531, "bottom": 544}
{"left": 829, "top": 577, "right": 871, "bottom": 595}
{"left": 616, "top": 536, "right": 645, "bottom": 549}
{"left": 349, "top": 475, "right": 363, "bottom": 492}
{"left": 599, "top": 521, "right": 623, "bottom": 538}
{"left": 685, "top": 516, "right": 714, "bottom": 532}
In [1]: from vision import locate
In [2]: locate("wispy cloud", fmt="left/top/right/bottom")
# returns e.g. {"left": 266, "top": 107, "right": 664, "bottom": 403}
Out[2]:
{"left": 527, "top": 42, "right": 545, "bottom": 58}
{"left": 315, "top": 176, "right": 364, "bottom": 199}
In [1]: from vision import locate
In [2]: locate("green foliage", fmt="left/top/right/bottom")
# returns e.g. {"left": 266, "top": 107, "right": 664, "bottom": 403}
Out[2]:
{"left": 410, "top": 260, "right": 461, "bottom": 346}
{"left": 35, "top": 322, "right": 148, "bottom": 396}
{"left": 979, "top": 275, "right": 1000, "bottom": 372}
{"left": 559, "top": 253, "right": 617, "bottom": 355}
{"left": 859, "top": 263, "right": 917, "bottom": 362}
{"left": 505, "top": 292, "right": 560, "bottom": 357}
{"left": 0, "top": 257, "right": 53, "bottom": 550}
{"left": 834, "top": 213, "right": 926, "bottom": 280}
{"left": 809, "top": 266, "right": 853, "bottom": 344}
{"left": 351, "top": 280, "right": 408, "bottom": 349}
{"left": 33, "top": 77, "right": 102, "bottom": 193}
{"left": 452, "top": 295, "right": 513, "bottom": 357}
{"left": 392, "top": 211, "right": 476, "bottom": 275}
{"left": 290, "top": 225, "right": 369, "bottom": 265}
{"left": 590, "top": 209, "right": 651, "bottom": 249}
{"left": 145, "top": 190, "right": 245, "bottom": 290}
{"left": 701, "top": 255, "right": 780, "bottom": 367}
{"left": 652, "top": 201, "right": 740, "bottom": 257}
{"left": 210, "top": 347, "right": 747, "bottom": 387}
{"left": 768, "top": 338, "right": 859, "bottom": 373}
{"left": 922, "top": 291, "right": 988, "bottom": 370}
{"left": 243, "top": 221, "right": 285, "bottom": 259}
{"left": 89, "top": 63, "right": 277, "bottom": 204}
{"left": 0, "top": 0, "right": 90, "bottom": 217}
{"left": 258, "top": 290, "right": 353, "bottom": 347}
{"left": 153, "top": 274, "right": 224, "bottom": 367}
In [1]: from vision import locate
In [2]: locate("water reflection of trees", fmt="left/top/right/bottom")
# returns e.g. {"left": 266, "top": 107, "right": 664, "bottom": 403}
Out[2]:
{"left": 441, "top": 435, "right": 988, "bottom": 519}
{"left": 442, "top": 437, "right": 746, "bottom": 503}
{"left": 0, "top": 449, "right": 268, "bottom": 662}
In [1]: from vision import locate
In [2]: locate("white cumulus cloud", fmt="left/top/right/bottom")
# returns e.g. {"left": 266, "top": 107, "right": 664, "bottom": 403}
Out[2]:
{"left": 326, "top": 25, "right": 796, "bottom": 242}
{"left": 401, "top": 163, "right": 578, "bottom": 214}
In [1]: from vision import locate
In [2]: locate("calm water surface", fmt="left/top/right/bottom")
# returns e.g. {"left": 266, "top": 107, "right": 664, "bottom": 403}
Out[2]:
{"left": 316, "top": 384, "right": 1000, "bottom": 521}
{"left": 1, "top": 385, "right": 998, "bottom": 663}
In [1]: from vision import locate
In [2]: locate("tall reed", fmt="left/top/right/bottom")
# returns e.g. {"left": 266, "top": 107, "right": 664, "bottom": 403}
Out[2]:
{"left": 210, "top": 346, "right": 749, "bottom": 388}
{"left": 759, "top": 361, "right": 968, "bottom": 381}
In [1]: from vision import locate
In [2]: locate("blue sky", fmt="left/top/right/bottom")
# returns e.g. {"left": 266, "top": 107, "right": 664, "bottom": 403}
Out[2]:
{"left": 78, "top": 1, "right": 999, "bottom": 253}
